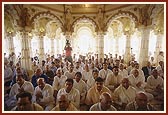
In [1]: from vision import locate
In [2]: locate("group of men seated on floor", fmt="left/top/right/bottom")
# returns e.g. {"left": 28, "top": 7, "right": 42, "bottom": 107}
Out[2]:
{"left": 4, "top": 54, "right": 164, "bottom": 111}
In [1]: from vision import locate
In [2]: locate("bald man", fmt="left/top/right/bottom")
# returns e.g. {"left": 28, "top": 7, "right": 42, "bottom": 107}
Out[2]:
{"left": 125, "top": 91, "right": 156, "bottom": 111}
{"left": 113, "top": 78, "right": 136, "bottom": 110}
{"left": 89, "top": 92, "right": 117, "bottom": 111}
{"left": 32, "top": 78, "right": 54, "bottom": 111}
{"left": 51, "top": 94, "right": 78, "bottom": 111}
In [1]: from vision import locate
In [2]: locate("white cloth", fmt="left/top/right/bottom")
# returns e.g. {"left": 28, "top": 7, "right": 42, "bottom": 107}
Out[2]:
{"left": 145, "top": 75, "right": 164, "bottom": 91}
{"left": 105, "top": 73, "right": 123, "bottom": 90}
{"left": 128, "top": 74, "right": 146, "bottom": 91}
{"left": 73, "top": 79, "right": 87, "bottom": 103}
{"left": 33, "top": 84, "right": 54, "bottom": 110}
{"left": 119, "top": 69, "right": 128, "bottom": 78}
{"left": 86, "top": 76, "right": 95, "bottom": 90}
{"left": 113, "top": 85, "right": 136, "bottom": 104}
{"left": 64, "top": 70, "right": 76, "bottom": 79}
{"left": 82, "top": 70, "right": 92, "bottom": 82}
{"left": 99, "top": 69, "right": 112, "bottom": 80}
{"left": 57, "top": 87, "right": 80, "bottom": 109}
{"left": 52, "top": 75, "right": 67, "bottom": 91}
{"left": 9, "top": 81, "right": 34, "bottom": 97}
{"left": 130, "top": 68, "right": 145, "bottom": 78}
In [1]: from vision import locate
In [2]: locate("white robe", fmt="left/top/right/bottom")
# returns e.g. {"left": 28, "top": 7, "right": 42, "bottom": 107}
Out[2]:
{"left": 52, "top": 75, "right": 67, "bottom": 91}
{"left": 33, "top": 84, "right": 54, "bottom": 110}
{"left": 113, "top": 85, "right": 136, "bottom": 105}
{"left": 57, "top": 87, "right": 80, "bottom": 109}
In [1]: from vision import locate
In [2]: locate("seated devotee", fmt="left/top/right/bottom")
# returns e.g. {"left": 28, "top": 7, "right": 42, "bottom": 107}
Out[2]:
{"left": 32, "top": 78, "right": 54, "bottom": 111}
{"left": 11, "top": 91, "right": 43, "bottom": 111}
{"left": 43, "top": 64, "right": 55, "bottom": 85}
{"left": 142, "top": 61, "right": 155, "bottom": 82}
{"left": 157, "top": 51, "right": 164, "bottom": 65}
{"left": 145, "top": 69, "right": 164, "bottom": 100}
{"left": 62, "top": 60, "right": 70, "bottom": 73}
{"left": 89, "top": 92, "right": 117, "bottom": 111}
{"left": 98, "top": 63, "right": 113, "bottom": 81}
{"left": 31, "top": 68, "right": 49, "bottom": 88}
{"left": 130, "top": 62, "right": 145, "bottom": 77}
{"left": 9, "top": 73, "right": 34, "bottom": 97}
{"left": 127, "top": 61, "right": 135, "bottom": 75}
{"left": 156, "top": 61, "right": 164, "bottom": 79}
{"left": 11, "top": 66, "right": 29, "bottom": 86}
{"left": 105, "top": 66, "right": 123, "bottom": 92}
{"left": 6, "top": 73, "right": 34, "bottom": 110}
{"left": 89, "top": 62, "right": 98, "bottom": 72}
{"left": 125, "top": 91, "right": 156, "bottom": 111}
{"left": 149, "top": 56, "right": 156, "bottom": 66}
{"left": 87, "top": 68, "right": 99, "bottom": 90}
{"left": 32, "top": 61, "right": 39, "bottom": 72}
{"left": 73, "top": 72, "right": 87, "bottom": 104}
{"left": 112, "top": 78, "right": 137, "bottom": 110}
{"left": 57, "top": 78, "right": 80, "bottom": 109}
{"left": 64, "top": 64, "right": 76, "bottom": 79}
{"left": 119, "top": 63, "right": 128, "bottom": 78}
{"left": 40, "top": 60, "right": 46, "bottom": 72}
{"left": 128, "top": 69, "right": 154, "bottom": 102}
{"left": 50, "top": 62, "right": 57, "bottom": 75}
{"left": 128, "top": 69, "right": 145, "bottom": 92}
{"left": 85, "top": 77, "right": 111, "bottom": 109}
{"left": 51, "top": 94, "right": 78, "bottom": 111}
{"left": 74, "top": 61, "right": 83, "bottom": 73}
{"left": 4, "top": 59, "right": 13, "bottom": 88}
{"left": 52, "top": 68, "right": 67, "bottom": 102}
{"left": 82, "top": 64, "right": 92, "bottom": 83}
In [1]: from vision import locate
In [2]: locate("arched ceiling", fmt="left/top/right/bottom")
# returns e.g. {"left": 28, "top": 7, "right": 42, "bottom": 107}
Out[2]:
{"left": 4, "top": 3, "right": 165, "bottom": 36}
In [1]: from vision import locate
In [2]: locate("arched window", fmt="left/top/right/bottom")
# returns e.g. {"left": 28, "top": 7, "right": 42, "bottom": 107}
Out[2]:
{"left": 75, "top": 27, "right": 96, "bottom": 56}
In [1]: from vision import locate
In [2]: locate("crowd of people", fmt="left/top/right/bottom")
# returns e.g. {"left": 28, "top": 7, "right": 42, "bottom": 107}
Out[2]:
{"left": 4, "top": 51, "right": 164, "bottom": 111}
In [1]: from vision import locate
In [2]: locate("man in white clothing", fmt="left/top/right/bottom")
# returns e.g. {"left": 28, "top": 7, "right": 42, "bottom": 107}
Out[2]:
{"left": 90, "top": 92, "right": 117, "bottom": 111}
{"left": 82, "top": 64, "right": 92, "bottom": 83}
{"left": 105, "top": 66, "right": 123, "bottom": 92}
{"left": 128, "top": 69, "right": 145, "bottom": 91}
{"left": 87, "top": 68, "right": 99, "bottom": 90}
{"left": 73, "top": 72, "right": 87, "bottom": 104}
{"left": 119, "top": 63, "right": 128, "bottom": 78}
{"left": 33, "top": 78, "right": 54, "bottom": 110}
{"left": 113, "top": 78, "right": 137, "bottom": 110}
{"left": 6, "top": 73, "right": 34, "bottom": 110}
{"left": 52, "top": 68, "right": 67, "bottom": 102}
{"left": 130, "top": 62, "right": 145, "bottom": 77}
{"left": 99, "top": 63, "right": 112, "bottom": 81}
{"left": 64, "top": 64, "right": 76, "bottom": 79}
{"left": 145, "top": 69, "right": 164, "bottom": 99}
{"left": 57, "top": 78, "right": 80, "bottom": 109}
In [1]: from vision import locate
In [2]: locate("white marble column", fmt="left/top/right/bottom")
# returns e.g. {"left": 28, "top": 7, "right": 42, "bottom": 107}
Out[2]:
{"left": 6, "top": 33, "right": 15, "bottom": 55}
{"left": 98, "top": 32, "right": 104, "bottom": 60}
{"left": 139, "top": 26, "right": 151, "bottom": 67}
{"left": 20, "top": 31, "right": 32, "bottom": 71}
{"left": 50, "top": 38, "right": 55, "bottom": 56}
{"left": 124, "top": 32, "right": 131, "bottom": 65}
{"left": 154, "top": 33, "right": 164, "bottom": 64}
{"left": 38, "top": 33, "right": 45, "bottom": 62}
